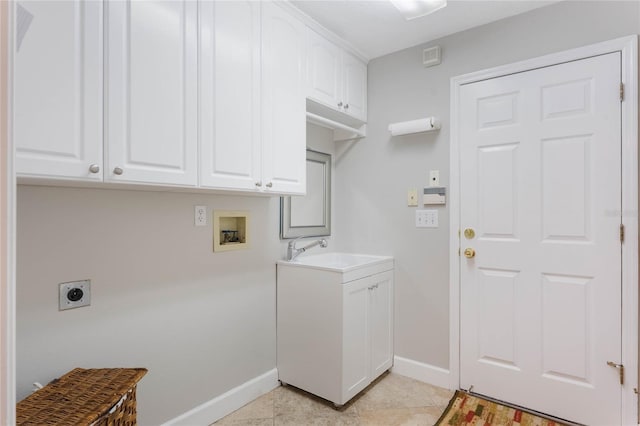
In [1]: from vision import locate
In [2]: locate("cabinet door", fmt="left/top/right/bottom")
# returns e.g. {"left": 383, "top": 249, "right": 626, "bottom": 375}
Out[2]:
{"left": 370, "top": 271, "right": 394, "bottom": 378}
{"left": 199, "top": 1, "right": 261, "bottom": 191}
{"left": 342, "top": 52, "right": 367, "bottom": 122}
{"left": 307, "top": 29, "right": 342, "bottom": 110}
{"left": 106, "top": 0, "right": 197, "bottom": 186}
{"left": 261, "top": 3, "right": 306, "bottom": 195}
{"left": 343, "top": 277, "right": 371, "bottom": 403}
{"left": 14, "top": 1, "right": 103, "bottom": 180}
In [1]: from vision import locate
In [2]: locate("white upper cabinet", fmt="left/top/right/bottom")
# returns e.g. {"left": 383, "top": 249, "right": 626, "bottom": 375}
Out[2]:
{"left": 106, "top": 0, "right": 198, "bottom": 186}
{"left": 13, "top": 1, "right": 313, "bottom": 195}
{"left": 14, "top": 0, "right": 103, "bottom": 181}
{"left": 306, "top": 28, "right": 367, "bottom": 123}
{"left": 261, "top": 2, "right": 306, "bottom": 195}
{"left": 199, "top": 1, "right": 261, "bottom": 191}
{"left": 200, "top": 1, "right": 306, "bottom": 195}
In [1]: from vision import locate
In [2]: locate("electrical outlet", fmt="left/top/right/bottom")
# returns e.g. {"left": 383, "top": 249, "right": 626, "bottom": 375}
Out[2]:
{"left": 195, "top": 205, "right": 207, "bottom": 226}
{"left": 407, "top": 189, "right": 418, "bottom": 207}
{"left": 59, "top": 280, "right": 91, "bottom": 311}
{"left": 429, "top": 170, "right": 440, "bottom": 187}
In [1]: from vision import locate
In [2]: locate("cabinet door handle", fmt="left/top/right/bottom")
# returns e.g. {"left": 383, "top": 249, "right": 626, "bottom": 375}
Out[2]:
{"left": 344, "top": 104, "right": 349, "bottom": 110}
{"left": 266, "top": 182, "right": 273, "bottom": 188}
{"left": 113, "top": 167, "right": 124, "bottom": 175}
{"left": 255, "top": 181, "right": 262, "bottom": 187}
{"left": 337, "top": 102, "right": 343, "bottom": 108}
{"left": 89, "top": 164, "right": 100, "bottom": 174}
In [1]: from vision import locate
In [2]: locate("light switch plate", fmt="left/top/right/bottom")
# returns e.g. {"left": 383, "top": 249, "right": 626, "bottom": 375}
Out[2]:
{"left": 416, "top": 210, "right": 438, "bottom": 228}
{"left": 407, "top": 189, "right": 418, "bottom": 207}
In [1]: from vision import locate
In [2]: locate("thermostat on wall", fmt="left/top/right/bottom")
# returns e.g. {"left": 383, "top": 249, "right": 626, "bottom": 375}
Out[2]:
{"left": 423, "top": 187, "right": 446, "bottom": 205}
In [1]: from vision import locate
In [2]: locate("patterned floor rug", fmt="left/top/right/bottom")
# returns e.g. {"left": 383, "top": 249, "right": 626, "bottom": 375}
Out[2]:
{"left": 436, "top": 390, "right": 572, "bottom": 426}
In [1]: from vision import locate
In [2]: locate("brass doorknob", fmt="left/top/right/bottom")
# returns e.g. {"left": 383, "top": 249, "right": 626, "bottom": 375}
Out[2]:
{"left": 464, "top": 248, "right": 476, "bottom": 258}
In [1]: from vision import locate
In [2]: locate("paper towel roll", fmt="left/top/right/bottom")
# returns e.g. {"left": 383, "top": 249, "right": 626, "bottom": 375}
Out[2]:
{"left": 388, "top": 117, "right": 441, "bottom": 136}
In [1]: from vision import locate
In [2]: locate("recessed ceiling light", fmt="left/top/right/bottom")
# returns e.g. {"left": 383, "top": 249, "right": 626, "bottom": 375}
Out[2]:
{"left": 390, "top": 0, "right": 447, "bottom": 21}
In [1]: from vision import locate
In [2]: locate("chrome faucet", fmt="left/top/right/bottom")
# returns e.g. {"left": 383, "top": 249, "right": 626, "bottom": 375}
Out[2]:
{"left": 287, "top": 236, "right": 328, "bottom": 261}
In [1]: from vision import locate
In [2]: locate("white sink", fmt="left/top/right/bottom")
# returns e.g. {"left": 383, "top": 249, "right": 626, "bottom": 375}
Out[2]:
{"left": 278, "top": 252, "right": 394, "bottom": 282}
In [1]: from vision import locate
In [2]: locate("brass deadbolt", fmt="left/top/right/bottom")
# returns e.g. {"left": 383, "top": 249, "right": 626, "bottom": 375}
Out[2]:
{"left": 464, "top": 228, "right": 475, "bottom": 239}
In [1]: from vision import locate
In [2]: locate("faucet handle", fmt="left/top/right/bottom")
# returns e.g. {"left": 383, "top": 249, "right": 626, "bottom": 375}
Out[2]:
{"left": 320, "top": 239, "right": 328, "bottom": 248}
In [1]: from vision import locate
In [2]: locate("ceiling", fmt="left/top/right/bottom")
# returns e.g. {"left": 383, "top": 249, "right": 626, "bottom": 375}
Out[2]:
{"left": 290, "top": 0, "right": 560, "bottom": 59}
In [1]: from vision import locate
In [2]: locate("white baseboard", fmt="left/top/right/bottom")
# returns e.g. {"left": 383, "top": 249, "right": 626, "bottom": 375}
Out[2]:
{"left": 391, "top": 356, "right": 451, "bottom": 390}
{"left": 163, "top": 368, "right": 279, "bottom": 426}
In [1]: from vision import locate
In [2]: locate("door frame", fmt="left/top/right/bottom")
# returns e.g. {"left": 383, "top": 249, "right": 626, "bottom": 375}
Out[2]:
{"left": 1, "top": 0, "right": 15, "bottom": 424}
{"left": 449, "top": 35, "right": 638, "bottom": 425}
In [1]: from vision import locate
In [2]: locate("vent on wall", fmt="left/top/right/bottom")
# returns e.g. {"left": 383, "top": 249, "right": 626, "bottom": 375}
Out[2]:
{"left": 423, "top": 46, "right": 441, "bottom": 68}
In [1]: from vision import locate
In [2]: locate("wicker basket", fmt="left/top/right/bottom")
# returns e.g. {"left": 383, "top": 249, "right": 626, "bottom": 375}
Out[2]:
{"left": 17, "top": 368, "right": 147, "bottom": 426}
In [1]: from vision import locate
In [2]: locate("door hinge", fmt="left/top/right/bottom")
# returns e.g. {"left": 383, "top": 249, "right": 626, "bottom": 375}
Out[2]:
{"left": 607, "top": 361, "right": 625, "bottom": 385}
{"left": 620, "top": 224, "right": 625, "bottom": 243}
{"left": 620, "top": 83, "right": 625, "bottom": 101}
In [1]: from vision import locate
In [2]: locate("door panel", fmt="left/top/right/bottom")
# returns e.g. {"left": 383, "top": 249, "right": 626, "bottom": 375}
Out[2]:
{"left": 106, "top": 0, "right": 197, "bottom": 186}
{"left": 342, "top": 52, "right": 367, "bottom": 121}
{"left": 307, "top": 29, "right": 341, "bottom": 109}
{"left": 261, "top": 3, "right": 306, "bottom": 195}
{"left": 14, "top": 0, "right": 102, "bottom": 180}
{"left": 199, "top": 0, "right": 261, "bottom": 190}
{"left": 459, "top": 53, "right": 621, "bottom": 425}
{"left": 343, "top": 279, "right": 370, "bottom": 400}
{"left": 370, "top": 272, "right": 393, "bottom": 378}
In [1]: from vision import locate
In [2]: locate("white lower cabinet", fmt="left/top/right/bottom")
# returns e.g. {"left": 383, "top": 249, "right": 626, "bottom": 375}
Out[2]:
{"left": 277, "top": 260, "right": 394, "bottom": 406}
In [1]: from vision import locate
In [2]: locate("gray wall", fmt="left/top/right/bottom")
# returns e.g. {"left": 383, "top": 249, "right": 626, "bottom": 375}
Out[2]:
{"left": 15, "top": 124, "right": 335, "bottom": 424}
{"left": 17, "top": 187, "right": 279, "bottom": 425}
{"left": 333, "top": 0, "right": 640, "bottom": 369}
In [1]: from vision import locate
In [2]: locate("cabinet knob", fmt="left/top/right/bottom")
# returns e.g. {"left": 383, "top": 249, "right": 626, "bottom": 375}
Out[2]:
{"left": 255, "top": 181, "right": 262, "bottom": 187}
{"left": 113, "top": 167, "right": 124, "bottom": 175}
{"left": 88, "top": 164, "right": 100, "bottom": 174}
{"left": 337, "top": 102, "right": 343, "bottom": 108}
{"left": 344, "top": 104, "right": 349, "bottom": 110}
{"left": 266, "top": 182, "right": 273, "bottom": 188}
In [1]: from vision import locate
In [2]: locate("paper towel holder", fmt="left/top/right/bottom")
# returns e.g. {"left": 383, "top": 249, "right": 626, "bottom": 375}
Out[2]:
{"left": 388, "top": 117, "right": 441, "bottom": 136}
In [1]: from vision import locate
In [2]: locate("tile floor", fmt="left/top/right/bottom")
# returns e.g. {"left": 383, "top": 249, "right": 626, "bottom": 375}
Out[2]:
{"left": 212, "top": 372, "right": 454, "bottom": 425}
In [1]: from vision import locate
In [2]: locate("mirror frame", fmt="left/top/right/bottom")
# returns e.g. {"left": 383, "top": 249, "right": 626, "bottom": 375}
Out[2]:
{"left": 280, "top": 149, "right": 331, "bottom": 239}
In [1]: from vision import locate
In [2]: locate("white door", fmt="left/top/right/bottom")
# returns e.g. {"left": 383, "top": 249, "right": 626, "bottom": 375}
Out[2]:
{"left": 343, "top": 277, "right": 370, "bottom": 402}
{"left": 199, "top": 0, "right": 261, "bottom": 191}
{"left": 261, "top": 3, "right": 306, "bottom": 195}
{"left": 342, "top": 270, "right": 394, "bottom": 403}
{"left": 342, "top": 52, "right": 367, "bottom": 122}
{"left": 307, "top": 29, "right": 342, "bottom": 111}
{"left": 459, "top": 53, "right": 622, "bottom": 425}
{"left": 106, "top": 0, "right": 197, "bottom": 186}
{"left": 14, "top": 0, "right": 103, "bottom": 180}
{"left": 370, "top": 271, "right": 393, "bottom": 378}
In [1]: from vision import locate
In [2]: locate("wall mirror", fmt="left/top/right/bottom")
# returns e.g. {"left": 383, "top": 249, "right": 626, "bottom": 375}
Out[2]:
{"left": 281, "top": 149, "right": 331, "bottom": 239}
